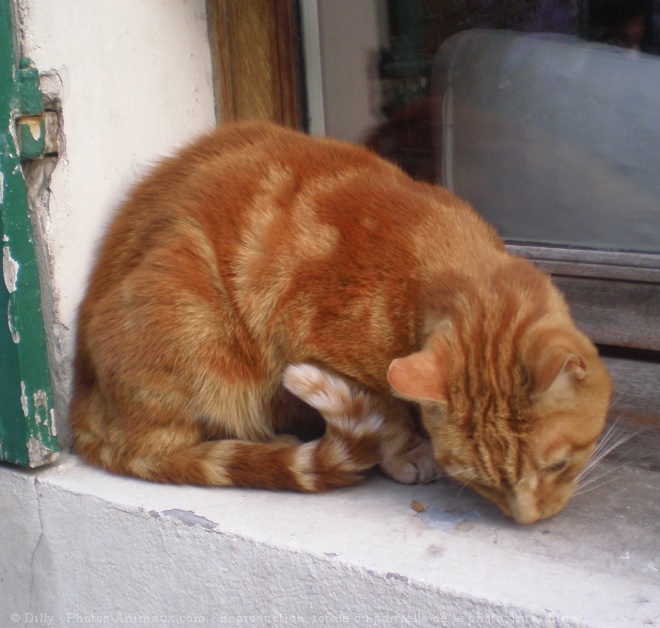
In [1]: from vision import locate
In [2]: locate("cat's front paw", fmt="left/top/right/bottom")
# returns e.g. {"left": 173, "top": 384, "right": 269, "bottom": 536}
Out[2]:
{"left": 380, "top": 441, "right": 441, "bottom": 484}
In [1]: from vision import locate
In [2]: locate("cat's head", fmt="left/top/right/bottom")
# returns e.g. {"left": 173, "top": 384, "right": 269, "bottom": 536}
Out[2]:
{"left": 387, "top": 326, "right": 611, "bottom": 524}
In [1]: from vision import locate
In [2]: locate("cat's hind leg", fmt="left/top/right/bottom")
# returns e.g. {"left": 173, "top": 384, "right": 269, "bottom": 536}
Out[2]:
{"left": 72, "top": 362, "right": 383, "bottom": 491}
{"left": 191, "top": 363, "right": 388, "bottom": 489}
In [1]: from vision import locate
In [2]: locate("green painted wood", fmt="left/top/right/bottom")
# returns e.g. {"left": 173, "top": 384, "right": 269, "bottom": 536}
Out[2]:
{"left": 0, "top": 0, "right": 58, "bottom": 467}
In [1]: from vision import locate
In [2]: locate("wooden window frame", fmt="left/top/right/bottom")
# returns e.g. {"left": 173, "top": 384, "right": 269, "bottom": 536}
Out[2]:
{"left": 0, "top": 0, "right": 58, "bottom": 467}
{"left": 206, "top": 0, "right": 304, "bottom": 129}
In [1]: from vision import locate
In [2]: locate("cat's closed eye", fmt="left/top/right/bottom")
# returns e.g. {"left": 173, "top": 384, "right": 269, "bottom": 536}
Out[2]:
{"left": 543, "top": 459, "right": 569, "bottom": 474}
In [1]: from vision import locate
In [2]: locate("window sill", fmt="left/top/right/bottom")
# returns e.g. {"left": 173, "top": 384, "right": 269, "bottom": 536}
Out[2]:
{"left": 3, "top": 453, "right": 659, "bottom": 626}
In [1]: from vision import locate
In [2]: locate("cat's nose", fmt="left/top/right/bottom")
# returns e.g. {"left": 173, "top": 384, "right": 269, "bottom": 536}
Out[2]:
{"left": 507, "top": 489, "right": 541, "bottom": 524}
{"left": 512, "top": 509, "right": 541, "bottom": 525}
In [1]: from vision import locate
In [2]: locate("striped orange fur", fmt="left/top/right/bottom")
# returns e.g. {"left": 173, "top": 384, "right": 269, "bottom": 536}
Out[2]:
{"left": 70, "top": 121, "right": 611, "bottom": 522}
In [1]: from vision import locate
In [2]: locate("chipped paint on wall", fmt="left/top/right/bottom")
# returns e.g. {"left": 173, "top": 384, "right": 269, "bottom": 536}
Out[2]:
{"left": 159, "top": 509, "right": 219, "bottom": 531}
{"left": 7, "top": 299, "right": 20, "bottom": 343}
{"left": 0, "top": 0, "right": 61, "bottom": 468}
{"left": 49, "top": 408, "right": 57, "bottom": 435}
{"left": 2, "top": 245, "right": 19, "bottom": 293}
{"left": 20, "top": 381, "right": 28, "bottom": 417}
{"left": 21, "top": 116, "right": 43, "bottom": 141}
{"left": 27, "top": 435, "right": 56, "bottom": 466}
{"left": 33, "top": 389, "right": 49, "bottom": 425}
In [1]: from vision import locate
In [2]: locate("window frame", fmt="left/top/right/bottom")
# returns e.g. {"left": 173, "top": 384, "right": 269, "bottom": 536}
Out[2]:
{"left": 0, "top": 0, "right": 58, "bottom": 468}
{"left": 206, "top": 0, "right": 304, "bottom": 129}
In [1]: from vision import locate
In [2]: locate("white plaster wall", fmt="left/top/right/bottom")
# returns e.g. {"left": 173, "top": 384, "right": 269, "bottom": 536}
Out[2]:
{"left": 14, "top": 0, "right": 217, "bottom": 439}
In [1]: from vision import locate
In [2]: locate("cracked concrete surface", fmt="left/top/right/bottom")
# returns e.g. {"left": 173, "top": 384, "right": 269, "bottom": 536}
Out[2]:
{"left": 1, "top": 453, "right": 659, "bottom": 627}
{"left": 1, "top": 467, "right": 42, "bottom": 613}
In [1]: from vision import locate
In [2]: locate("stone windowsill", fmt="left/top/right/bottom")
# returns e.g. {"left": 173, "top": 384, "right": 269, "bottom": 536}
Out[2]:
{"left": 3, "top": 453, "right": 659, "bottom": 628}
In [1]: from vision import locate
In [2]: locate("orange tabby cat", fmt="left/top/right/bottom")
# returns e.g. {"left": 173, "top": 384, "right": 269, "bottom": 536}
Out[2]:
{"left": 70, "top": 121, "right": 611, "bottom": 523}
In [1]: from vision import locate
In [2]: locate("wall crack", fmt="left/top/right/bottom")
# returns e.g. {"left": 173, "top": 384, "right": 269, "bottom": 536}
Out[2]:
{"left": 28, "top": 478, "right": 46, "bottom": 607}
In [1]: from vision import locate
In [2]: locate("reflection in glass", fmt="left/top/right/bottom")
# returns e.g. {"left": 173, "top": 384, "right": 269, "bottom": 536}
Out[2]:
{"left": 433, "top": 29, "right": 660, "bottom": 252}
{"left": 314, "top": 0, "right": 660, "bottom": 253}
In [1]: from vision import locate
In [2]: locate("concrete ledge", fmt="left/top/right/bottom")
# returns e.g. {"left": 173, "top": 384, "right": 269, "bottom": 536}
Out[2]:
{"left": 2, "top": 454, "right": 659, "bottom": 627}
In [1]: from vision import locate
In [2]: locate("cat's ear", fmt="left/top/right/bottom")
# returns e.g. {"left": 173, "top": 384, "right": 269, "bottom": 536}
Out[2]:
{"left": 531, "top": 346, "right": 586, "bottom": 398}
{"left": 387, "top": 342, "right": 449, "bottom": 403}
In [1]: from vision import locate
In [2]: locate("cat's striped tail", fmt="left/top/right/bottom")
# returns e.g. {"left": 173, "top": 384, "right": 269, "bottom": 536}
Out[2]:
{"left": 77, "top": 364, "right": 383, "bottom": 491}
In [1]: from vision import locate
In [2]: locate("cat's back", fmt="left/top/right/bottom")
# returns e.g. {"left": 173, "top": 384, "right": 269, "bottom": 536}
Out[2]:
{"left": 84, "top": 122, "right": 502, "bottom": 309}
{"left": 89, "top": 122, "right": 395, "bottom": 269}
{"left": 110, "top": 119, "right": 492, "bottom": 238}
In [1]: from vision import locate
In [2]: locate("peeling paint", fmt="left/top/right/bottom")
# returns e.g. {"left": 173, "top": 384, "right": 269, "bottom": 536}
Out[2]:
{"left": 2, "top": 245, "right": 19, "bottom": 293}
{"left": 34, "top": 389, "right": 48, "bottom": 410}
{"left": 33, "top": 390, "right": 49, "bottom": 426}
{"left": 21, "top": 116, "right": 43, "bottom": 141}
{"left": 20, "top": 381, "right": 28, "bottom": 417}
{"left": 7, "top": 300, "right": 20, "bottom": 343}
{"left": 49, "top": 408, "right": 57, "bottom": 435}
{"left": 0, "top": 2, "right": 60, "bottom": 469}
{"left": 27, "top": 435, "right": 57, "bottom": 466}
{"left": 160, "top": 509, "right": 218, "bottom": 531}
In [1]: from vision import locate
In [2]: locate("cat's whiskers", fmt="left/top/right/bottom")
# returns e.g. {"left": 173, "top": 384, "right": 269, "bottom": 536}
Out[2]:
{"left": 449, "top": 467, "right": 480, "bottom": 498}
{"left": 574, "top": 460, "right": 627, "bottom": 493}
{"left": 451, "top": 466, "right": 478, "bottom": 481}
{"left": 573, "top": 461, "right": 632, "bottom": 496}
{"left": 576, "top": 419, "right": 624, "bottom": 480}
{"left": 574, "top": 413, "right": 646, "bottom": 495}
{"left": 421, "top": 468, "right": 451, "bottom": 484}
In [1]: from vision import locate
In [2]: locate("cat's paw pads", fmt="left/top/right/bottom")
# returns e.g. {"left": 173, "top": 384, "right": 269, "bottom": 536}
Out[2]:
{"left": 380, "top": 441, "right": 441, "bottom": 485}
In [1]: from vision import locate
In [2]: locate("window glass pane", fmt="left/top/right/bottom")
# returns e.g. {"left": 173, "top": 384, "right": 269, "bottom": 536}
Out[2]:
{"left": 313, "top": 0, "right": 660, "bottom": 253}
